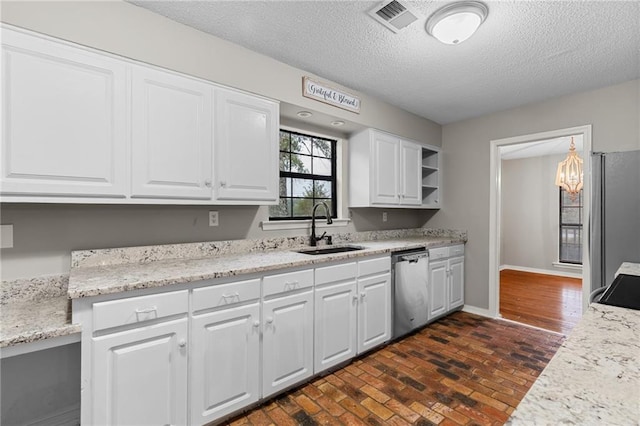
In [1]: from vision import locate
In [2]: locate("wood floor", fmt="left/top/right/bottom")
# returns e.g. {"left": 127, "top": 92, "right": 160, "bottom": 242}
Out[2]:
{"left": 225, "top": 312, "right": 564, "bottom": 426}
{"left": 500, "top": 269, "right": 582, "bottom": 335}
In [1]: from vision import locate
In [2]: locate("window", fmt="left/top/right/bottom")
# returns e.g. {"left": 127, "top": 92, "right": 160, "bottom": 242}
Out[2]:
{"left": 269, "top": 129, "right": 337, "bottom": 220}
{"left": 559, "top": 188, "right": 583, "bottom": 264}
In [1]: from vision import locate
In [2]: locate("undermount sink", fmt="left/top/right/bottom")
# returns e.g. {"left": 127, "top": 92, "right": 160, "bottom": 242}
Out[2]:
{"left": 296, "top": 245, "right": 365, "bottom": 255}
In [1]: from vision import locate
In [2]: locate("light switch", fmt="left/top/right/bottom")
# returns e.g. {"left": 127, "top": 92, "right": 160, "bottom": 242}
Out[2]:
{"left": 1, "top": 224, "right": 14, "bottom": 249}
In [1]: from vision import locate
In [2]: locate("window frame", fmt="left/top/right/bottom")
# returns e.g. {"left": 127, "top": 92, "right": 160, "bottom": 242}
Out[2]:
{"left": 269, "top": 129, "right": 338, "bottom": 221}
{"left": 558, "top": 187, "right": 583, "bottom": 265}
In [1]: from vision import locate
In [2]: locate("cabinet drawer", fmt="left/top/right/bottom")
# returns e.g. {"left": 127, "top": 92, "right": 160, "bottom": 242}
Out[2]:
{"left": 358, "top": 256, "right": 391, "bottom": 277}
{"left": 192, "top": 278, "right": 261, "bottom": 312}
{"left": 93, "top": 290, "right": 188, "bottom": 332}
{"left": 263, "top": 269, "right": 313, "bottom": 297}
{"left": 449, "top": 244, "right": 465, "bottom": 257}
{"left": 315, "top": 262, "right": 357, "bottom": 286}
{"left": 429, "top": 247, "right": 449, "bottom": 260}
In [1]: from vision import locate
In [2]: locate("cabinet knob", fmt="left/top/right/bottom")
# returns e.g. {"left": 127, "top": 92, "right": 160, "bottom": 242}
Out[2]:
{"left": 220, "top": 181, "right": 227, "bottom": 188}
{"left": 353, "top": 295, "right": 359, "bottom": 303}
{"left": 266, "top": 317, "right": 274, "bottom": 324}
{"left": 204, "top": 179, "right": 212, "bottom": 188}
{"left": 178, "top": 339, "right": 187, "bottom": 348}
{"left": 360, "top": 293, "right": 366, "bottom": 300}
{"left": 253, "top": 320, "right": 260, "bottom": 328}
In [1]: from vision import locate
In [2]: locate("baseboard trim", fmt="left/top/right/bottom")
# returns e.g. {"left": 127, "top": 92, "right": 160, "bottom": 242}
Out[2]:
{"left": 26, "top": 403, "right": 80, "bottom": 426}
{"left": 462, "top": 305, "right": 495, "bottom": 318}
{"left": 500, "top": 264, "right": 582, "bottom": 279}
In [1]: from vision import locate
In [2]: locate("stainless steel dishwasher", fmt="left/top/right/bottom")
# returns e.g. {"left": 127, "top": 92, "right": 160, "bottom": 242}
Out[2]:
{"left": 392, "top": 249, "right": 429, "bottom": 339}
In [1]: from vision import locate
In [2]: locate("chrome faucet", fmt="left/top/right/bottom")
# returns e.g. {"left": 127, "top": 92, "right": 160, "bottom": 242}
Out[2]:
{"left": 310, "top": 201, "right": 333, "bottom": 246}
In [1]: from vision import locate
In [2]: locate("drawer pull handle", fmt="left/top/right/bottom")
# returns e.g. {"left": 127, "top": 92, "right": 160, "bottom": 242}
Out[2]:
{"left": 284, "top": 281, "right": 299, "bottom": 291}
{"left": 222, "top": 292, "right": 240, "bottom": 303}
{"left": 135, "top": 306, "right": 157, "bottom": 315}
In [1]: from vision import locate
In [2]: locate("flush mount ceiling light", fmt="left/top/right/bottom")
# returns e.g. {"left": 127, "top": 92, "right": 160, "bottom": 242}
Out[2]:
{"left": 330, "top": 120, "right": 345, "bottom": 127}
{"left": 555, "top": 137, "right": 584, "bottom": 201}
{"left": 297, "top": 111, "right": 313, "bottom": 118}
{"left": 426, "top": 1, "right": 488, "bottom": 45}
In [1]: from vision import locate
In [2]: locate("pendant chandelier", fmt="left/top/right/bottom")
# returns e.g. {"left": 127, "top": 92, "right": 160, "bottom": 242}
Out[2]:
{"left": 555, "top": 137, "right": 583, "bottom": 200}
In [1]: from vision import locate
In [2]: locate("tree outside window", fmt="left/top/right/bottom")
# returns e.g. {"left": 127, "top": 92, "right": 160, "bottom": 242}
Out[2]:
{"left": 269, "top": 130, "right": 337, "bottom": 220}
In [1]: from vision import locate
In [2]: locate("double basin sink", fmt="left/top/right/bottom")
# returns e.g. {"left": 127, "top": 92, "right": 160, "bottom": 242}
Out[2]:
{"left": 296, "top": 245, "right": 365, "bottom": 255}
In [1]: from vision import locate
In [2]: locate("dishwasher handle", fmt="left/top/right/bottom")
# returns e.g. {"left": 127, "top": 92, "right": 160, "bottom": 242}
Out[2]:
{"left": 398, "top": 253, "right": 428, "bottom": 263}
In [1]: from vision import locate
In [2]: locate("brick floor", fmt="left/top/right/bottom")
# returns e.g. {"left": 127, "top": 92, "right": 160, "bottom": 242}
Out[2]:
{"left": 225, "top": 312, "right": 564, "bottom": 426}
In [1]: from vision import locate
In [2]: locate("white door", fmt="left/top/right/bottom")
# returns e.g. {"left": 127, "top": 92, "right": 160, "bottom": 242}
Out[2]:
{"left": 214, "top": 88, "right": 279, "bottom": 201}
{"left": 190, "top": 302, "right": 260, "bottom": 425}
{"left": 357, "top": 273, "right": 391, "bottom": 354}
{"left": 262, "top": 290, "right": 313, "bottom": 397}
{"left": 399, "top": 141, "right": 422, "bottom": 205}
{"left": 131, "top": 66, "right": 213, "bottom": 199}
{"left": 429, "top": 260, "right": 448, "bottom": 318}
{"left": 448, "top": 256, "right": 465, "bottom": 310}
{"left": 371, "top": 133, "right": 399, "bottom": 205}
{"left": 92, "top": 318, "right": 188, "bottom": 426}
{"left": 1, "top": 28, "right": 127, "bottom": 197}
{"left": 314, "top": 281, "right": 357, "bottom": 373}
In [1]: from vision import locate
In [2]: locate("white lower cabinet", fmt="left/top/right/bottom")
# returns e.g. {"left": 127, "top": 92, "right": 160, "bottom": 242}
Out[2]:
{"left": 262, "top": 289, "right": 314, "bottom": 397}
{"left": 81, "top": 256, "right": 395, "bottom": 426}
{"left": 190, "top": 302, "right": 260, "bottom": 425}
{"left": 428, "top": 245, "right": 465, "bottom": 318}
{"left": 357, "top": 257, "right": 392, "bottom": 354}
{"left": 314, "top": 262, "right": 358, "bottom": 373}
{"left": 91, "top": 318, "right": 188, "bottom": 426}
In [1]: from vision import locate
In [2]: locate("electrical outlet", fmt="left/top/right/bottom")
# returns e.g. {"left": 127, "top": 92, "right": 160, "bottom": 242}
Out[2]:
{"left": 382, "top": 212, "right": 388, "bottom": 222}
{"left": 1, "top": 224, "right": 14, "bottom": 249}
{"left": 208, "top": 211, "right": 219, "bottom": 227}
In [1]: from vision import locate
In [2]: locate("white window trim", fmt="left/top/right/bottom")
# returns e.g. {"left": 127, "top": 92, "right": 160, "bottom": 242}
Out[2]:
{"left": 552, "top": 261, "right": 583, "bottom": 271}
{"left": 263, "top": 125, "right": 349, "bottom": 228}
{"left": 261, "top": 218, "right": 350, "bottom": 231}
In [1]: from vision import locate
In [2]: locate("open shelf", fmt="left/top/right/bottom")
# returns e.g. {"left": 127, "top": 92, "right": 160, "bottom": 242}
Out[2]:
{"left": 421, "top": 146, "right": 440, "bottom": 207}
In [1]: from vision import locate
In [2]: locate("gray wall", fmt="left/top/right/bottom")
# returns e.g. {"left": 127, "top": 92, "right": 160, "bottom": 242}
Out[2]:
{"left": 430, "top": 79, "right": 640, "bottom": 310}
{"left": 1, "top": 344, "right": 81, "bottom": 425}
{"left": 500, "top": 154, "right": 567, "bottom": 272}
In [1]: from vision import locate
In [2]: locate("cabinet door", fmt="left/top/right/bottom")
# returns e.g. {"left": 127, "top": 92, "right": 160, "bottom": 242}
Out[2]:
{"left": 357, "top": 273, "right": 391, "bottom": 354}
{"left": 399, "top": 141, "right": 422, "bottom": 205}
{"left": 371, "top": 133, "right": 399, "bottom": 205}
{"left": 191, "top": 302, "right": 260, "bottom": 425}
{"left": 131, "top": 66, "right": 213, "bottom": 199}
{"left": 1, "top": 29, "right": 127, "bottom": 197}
{"left": 429, "top": 260, "right": 448, "bottom": 318}
{"left": 262, "top": 290, "right": 313, "bottom": 397}
{"left": 314, "top": 281, "right": 357, "bottom": 373}
{"left": 448, "top": 256, "right": 465, "bottom": 310}
{"left": 214, "top": 88, "right": 279, "bottom": 202}
{"left": 92, "top": 318, "right": 187, "bottom": 426}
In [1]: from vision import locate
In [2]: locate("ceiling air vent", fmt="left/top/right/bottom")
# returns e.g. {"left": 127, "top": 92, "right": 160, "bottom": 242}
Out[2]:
{"left": 369, "top": 0, "right": 420, "bottom": 33}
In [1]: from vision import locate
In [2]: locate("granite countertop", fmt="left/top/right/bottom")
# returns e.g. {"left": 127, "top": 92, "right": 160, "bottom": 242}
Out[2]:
{"left": 508, "top": 262, "right": 640, "bottom": 425}
{"left": 2, "top": 228, "right": 467, "bottom": 348}
{"left": 68, "top": 237, "right": 462, "bottom": 298}
{"left": 0, "top": 275, "right": 81, "bottom": 349}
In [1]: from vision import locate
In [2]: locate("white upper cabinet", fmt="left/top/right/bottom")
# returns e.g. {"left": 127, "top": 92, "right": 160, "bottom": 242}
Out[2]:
{"left": 214, "top": 88, "right": 279, "bottom": 202}
{"left": 399, "top": 141, "right": 422, "bottom": 205}
{"left": 131, "top": 65, "right": 213, "bottom": 199}
{"left": 349, "top": 128, "right": 434, "bottom": 208}
{"left": 1, "top": 28, "right": 127, "bottom": 197}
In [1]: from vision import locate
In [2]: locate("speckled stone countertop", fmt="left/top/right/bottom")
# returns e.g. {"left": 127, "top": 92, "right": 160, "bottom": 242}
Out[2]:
{"left": 0, "top": 275, "right": 81, "bottom": 348}
{"left": 1, "top": 228, "right": 465, "bottom": 348}
{"left": 507, "top": 263, "right": 640, "bottom": 425}
{"left": 68, "top": 236, "right": 463, "bottom": 299}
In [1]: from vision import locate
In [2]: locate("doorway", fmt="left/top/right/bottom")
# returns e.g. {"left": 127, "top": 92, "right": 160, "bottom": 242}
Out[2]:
{"left": 488, "top": 126, "right": 592, "bottom": 331}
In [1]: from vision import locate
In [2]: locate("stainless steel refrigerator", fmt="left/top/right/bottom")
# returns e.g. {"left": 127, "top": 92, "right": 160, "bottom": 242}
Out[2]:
{"left": 590, "top": 150, "right": 640, "bottom": 293}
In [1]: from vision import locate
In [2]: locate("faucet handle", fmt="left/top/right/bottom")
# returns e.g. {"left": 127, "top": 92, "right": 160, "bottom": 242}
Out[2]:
{"left": 326, "top": 235, "right": 332, "bottom": 245}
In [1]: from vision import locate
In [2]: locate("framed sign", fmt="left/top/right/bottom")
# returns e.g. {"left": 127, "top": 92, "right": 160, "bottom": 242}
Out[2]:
{"left": 302, "top": 77, "right": 360, "bottom": 114}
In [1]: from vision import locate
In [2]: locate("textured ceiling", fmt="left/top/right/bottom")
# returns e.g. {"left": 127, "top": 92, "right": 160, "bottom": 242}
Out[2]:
{"left": 128, "top": 1, "right": 640, "bottom": 124}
